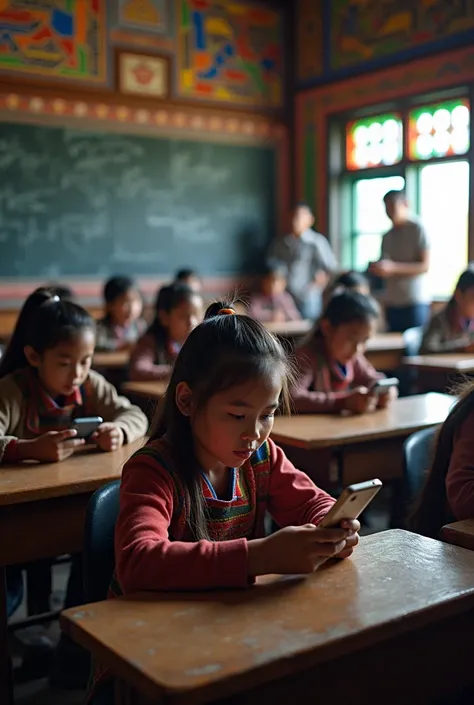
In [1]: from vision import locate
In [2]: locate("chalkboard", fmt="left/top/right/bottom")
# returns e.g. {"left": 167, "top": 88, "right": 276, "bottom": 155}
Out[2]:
{"left": 0, "top": 122, "right": 276, "bottom": 278}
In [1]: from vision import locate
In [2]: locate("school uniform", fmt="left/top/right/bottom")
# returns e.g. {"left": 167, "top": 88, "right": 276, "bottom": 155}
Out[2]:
{"left": 446, "top": 411, "right": 474, "bottom": 521}
{"left": 249, "top": 291, "right": 301, "bottom": 323}
{"left": 420, "top": 306, "right": 474, "bottom": 354}
{"left": 88, "top": 437, "right": 335, "bottom": 700}
{"left": 381, "top": 218, "right": 431, "bottom": 332}
{"left": 129, "top": 333, "right": 180, "bottom": 381}
{"left": 95, "top": 317, "right": 146, "bottom": 352}
{"left": 0, "top": 367, "right": 148, "bottom": 462}
{"left": 291, "top": 334, "right": 382, "bottom": 413}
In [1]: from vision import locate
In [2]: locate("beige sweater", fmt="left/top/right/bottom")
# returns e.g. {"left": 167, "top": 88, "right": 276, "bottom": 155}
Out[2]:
{"left": 0, "top": 369, "right": 148, "bottom": 463}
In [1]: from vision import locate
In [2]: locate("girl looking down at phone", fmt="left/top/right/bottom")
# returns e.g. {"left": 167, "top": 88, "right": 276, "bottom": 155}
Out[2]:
{"left": 291, "top": 291, "right": 398, "bottom": 414}
{"left": 0, "top": 288, "right": 148, "bottom": 464}
{"left": 87, "top": 301, "right": 360, "bottom": 702}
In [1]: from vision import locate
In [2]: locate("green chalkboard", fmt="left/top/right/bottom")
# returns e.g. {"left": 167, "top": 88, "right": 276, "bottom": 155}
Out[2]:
{"left": 0, "top": 122, "right": 276, "bottom": 278}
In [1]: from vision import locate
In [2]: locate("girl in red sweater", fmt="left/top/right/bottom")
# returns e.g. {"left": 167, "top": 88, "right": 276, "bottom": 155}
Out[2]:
{"left": 412, "top": 384, "right": 474, "bottom": 538}
{"left": 90, "top": 303, "right": 360, "bottom": 702}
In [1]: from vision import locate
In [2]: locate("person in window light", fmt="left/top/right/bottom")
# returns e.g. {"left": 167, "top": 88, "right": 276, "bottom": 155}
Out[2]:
{"left": 291, "top": 290, "right": 398, "bottom": 414}
{"left": 420, "top": 268, "right": 474, "bottom": 354}
{"left": 129, "top": 282, "right": 203, "bottom": 381}
{"left": 249, "top": 263, "right": 301, "bottom": 323}
{"left": 369, "top": 189, "right": 431, "bottom": 333}
{"left": 87, "top": 302, "right": 359, "bottom": 705}
{"left": 174, "top": 267, "right": 203, "bottom": 293}
{"left": 267, "top": 201, "right": 338, "bottom": 320}
{"left": 95, "top": 275, "right": 146, "bottom": 352}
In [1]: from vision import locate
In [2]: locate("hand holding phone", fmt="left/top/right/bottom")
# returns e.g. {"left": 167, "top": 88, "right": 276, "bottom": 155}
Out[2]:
{"left": 70, "top": 416, "right": 103, "bottom": 440}
{"left": 319, "top": 479, "right": 382, "bottom": 529}
{"left": 370, "top": 377, "right": 399, "bottom": 398}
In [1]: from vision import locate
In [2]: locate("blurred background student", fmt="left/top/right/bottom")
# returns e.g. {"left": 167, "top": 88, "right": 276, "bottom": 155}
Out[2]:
{"left": 174, "top": 268, "right": 202, "bottom": 293}
{"left": 421, "top": 268, "right": 474, "bottom": 353}
{"left": 95, "top": 276, "right": 145, "bottom": 352}
{"left": 249, "top": 264, "right": 301, "bottom": 323}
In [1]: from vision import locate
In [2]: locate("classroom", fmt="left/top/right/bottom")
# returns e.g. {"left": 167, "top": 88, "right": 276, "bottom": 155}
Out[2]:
{"left": 2, "top": 1, "right": 474, "bottom": 704}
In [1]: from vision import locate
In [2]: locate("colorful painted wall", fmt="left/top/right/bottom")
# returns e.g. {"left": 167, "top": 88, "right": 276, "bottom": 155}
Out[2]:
{"left": 0, "top": 0, "right": 288, "bottom": 303}
{"left": 296, "top": 0, "right": 474, "bottom": 87}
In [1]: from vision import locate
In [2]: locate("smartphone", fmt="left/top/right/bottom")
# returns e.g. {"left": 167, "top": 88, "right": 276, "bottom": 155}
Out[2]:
{"left": 319, "top": 479, "right": 383, "bottom": 528}
{"left": 71, "top": 416, "right": 103, "bottom": 439}
{"left": 371, "top": 377, "right": 399, "bottom": 397}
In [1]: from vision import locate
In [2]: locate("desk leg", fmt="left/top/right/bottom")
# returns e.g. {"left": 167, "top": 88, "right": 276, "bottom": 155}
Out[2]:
{"left": 0, "top": 566, "right": 13, "bottom": 705}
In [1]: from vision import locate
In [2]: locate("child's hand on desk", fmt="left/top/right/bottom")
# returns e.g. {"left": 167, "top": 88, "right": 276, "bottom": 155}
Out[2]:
{"left": 343, "top": 387, "right": 377, "bottom": 414}
{"left": 91, "top": 423, "right": 125, "bottom": 452}
{"left": 25, "top": 430, "right": 85, "bottom": 462}
{"left": 377, "top": 386, "right": 398, "bottom": 409}
{"left": 248, "top": 524, "right": 351, "bottom": 576}
{"left": 336, "top": 519, "right": 360, "bottom": 559}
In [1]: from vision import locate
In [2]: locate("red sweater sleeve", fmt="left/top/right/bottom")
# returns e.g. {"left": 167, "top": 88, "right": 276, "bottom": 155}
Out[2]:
{"left": 352, "top": 353, "right": 384, "bottom": 387}
{"left": 291, "top": 346, "right": 350, "bottom": 413}
{"left": 446, "top": 414, "right": 474, "bottom": 520}
{"left": 115, "top": 454, "right": 249, "bottom": 594}
{"left": 267, "top": 439, "right": 335, "bottom": 526}
{"left": 129, "top": 334, "right": 172, "bottom": 382}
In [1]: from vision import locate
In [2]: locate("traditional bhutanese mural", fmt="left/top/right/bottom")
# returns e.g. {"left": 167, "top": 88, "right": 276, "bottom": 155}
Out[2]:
{"left": 330, "top": 0, "right": 474, "bottom": 71}
{"left": 0, "top": 0, "right": 106, "bottom": 82}
{"left": 178, "top": 0, "right": 283, "bottom": 107}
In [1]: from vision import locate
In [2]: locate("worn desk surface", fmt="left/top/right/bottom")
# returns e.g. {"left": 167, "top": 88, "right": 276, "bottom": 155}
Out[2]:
{"left": 62, "top": 530, "right": 474, "bottom": 705}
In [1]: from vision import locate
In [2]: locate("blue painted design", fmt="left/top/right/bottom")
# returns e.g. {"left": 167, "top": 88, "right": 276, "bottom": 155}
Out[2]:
{"left": 192, "top": 10, "right": 205, "bottom": 50}
{"left": 52, "top": 9, "right": 73, "bottom": 37}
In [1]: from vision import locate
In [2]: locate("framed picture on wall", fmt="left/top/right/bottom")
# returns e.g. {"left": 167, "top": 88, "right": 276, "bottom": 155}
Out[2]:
{"left": 117, "top": 50, "right": 169, "bottom": 98}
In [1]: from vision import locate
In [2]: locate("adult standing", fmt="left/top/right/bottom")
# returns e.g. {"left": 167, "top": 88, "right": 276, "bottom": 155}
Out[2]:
{"left": 369, "top": 189, "right": 431, "bottom": 333}
{"left": 268, "top": 202, "right": 337, "bottom": 320}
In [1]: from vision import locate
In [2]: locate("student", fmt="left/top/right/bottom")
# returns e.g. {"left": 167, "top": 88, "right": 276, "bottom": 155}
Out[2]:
{"left": 291, "top": 291, "right": 396, "bottom": 414}
{"left": 174, "top": 267, "right": 202, "bottom": 293}
{"left": 249, "top": 263, "right": 301, "bottom": 323}
{"left": 88, "top": 303, "right": 360, "bottom": 703}
{"left": 129, "top": 283, "right": 203, "bottom": 381}
{"left": 46, "top": 283, "right": 76, "bottom": 302}
{"left": 322, "top": 270, "right": 370, "bottom": 309}
{"left": 369, "top": 189, "right": 431, "bottom": 332}
{"left": 420, "top": 269, "right": 474, "bottom": 354}
{"left": 95, "top": 275, "right": 145, "bottom": 351}
{"left": 412, "top": 382, "right": 474, "bottom": 539}
{"left": 267, "top": 202, "right": 338, "bottom": 320}
{"left": 0, "top": 288, "right": 148, "bottom": 685}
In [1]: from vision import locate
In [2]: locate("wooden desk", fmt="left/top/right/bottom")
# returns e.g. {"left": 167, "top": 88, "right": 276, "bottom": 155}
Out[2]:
{"left": 93, "top": 351, "right": 130, "bottom": 370}
{"left": 271, "top": 393, "right": 453, "bottom": 486}
{"left": 61, "top": 530, "right": 474, "bottom": 705}
{"left": 122, "top": 381, "right": 168, "bottom": 401}
{"left": 403, "top": 354, "right": 474, "bottom": 373}
{"left": 265, "top": 319, "right": 312, "bottom": 338}
{"left": 365, "top": 333, "right": 405, "bottom": 370}
{"left": 441, "top": 518, "right": 474, "bottom": 551}
{"left": 0, "top": 439, "right": 144, "bottom": 705}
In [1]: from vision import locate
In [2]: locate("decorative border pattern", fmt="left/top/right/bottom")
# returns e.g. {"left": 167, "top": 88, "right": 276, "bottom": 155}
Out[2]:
{"left": 296, "top": 45, "right": 474, "bottom": 232}
{"left": 0, "top": 92, "right": 285, "bottom": 142}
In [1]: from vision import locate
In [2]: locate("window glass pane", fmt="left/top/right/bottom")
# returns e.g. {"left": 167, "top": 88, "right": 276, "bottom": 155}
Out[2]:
{"left": 419, "top": 160, "right": 469, "bottom": 299}
{"left": 408, "top": 98, "right": 470, "bottom": 161}
{"left": 346, "top": 114, "right": 403, "bottom": 170}
{"left": 352, "top": 175, "right": 405, "bottom": 271}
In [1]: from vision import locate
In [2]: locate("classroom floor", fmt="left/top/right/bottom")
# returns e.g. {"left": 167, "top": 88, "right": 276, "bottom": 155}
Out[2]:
{"left": 11, "top": 488, "right": 391, "bottom": 705}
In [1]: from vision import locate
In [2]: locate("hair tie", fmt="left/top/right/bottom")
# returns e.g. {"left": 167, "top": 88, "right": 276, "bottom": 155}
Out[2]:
{"left": 217, "top": 307, "right": 236, "bottom": 316}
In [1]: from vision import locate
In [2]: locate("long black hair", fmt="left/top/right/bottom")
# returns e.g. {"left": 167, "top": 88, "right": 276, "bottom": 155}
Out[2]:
{"left": 445, "top": 268, "right": 474, "bottom": 317}
{"left": 0, "top": 287, "right": 95, "bottom": 378}
{"left": 147, "top": 282, "right": 198, "bottom": 344}
{"left": 411, "top": 382, "right": 474, "bottom": 537}
{"left": 149, "top": 300, "right": 296, "bottom": 540}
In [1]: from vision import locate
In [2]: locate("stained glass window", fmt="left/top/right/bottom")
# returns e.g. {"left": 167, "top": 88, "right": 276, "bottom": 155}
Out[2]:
{"left": 408, "top": 99, "right": 470, "bottom": 160}
{"left": 346, "top": 114, "right": 403, "bottom": 170}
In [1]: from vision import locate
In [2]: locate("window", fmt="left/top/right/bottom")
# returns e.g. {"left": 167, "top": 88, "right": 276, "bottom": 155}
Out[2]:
{"left": 337, "top": 97, "right": 470, "bottom": 299}
{"left": 346, "top": 114, "right": 402, "bottom": 170}
{"left": 408, "top": 98, "right": 470, "bottom": 161}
